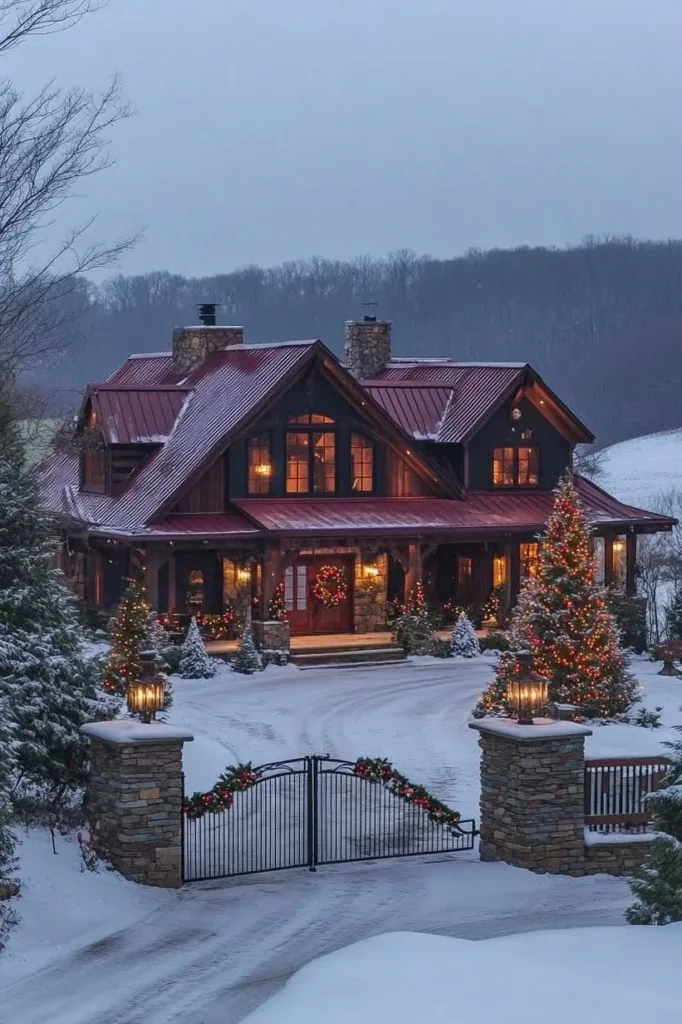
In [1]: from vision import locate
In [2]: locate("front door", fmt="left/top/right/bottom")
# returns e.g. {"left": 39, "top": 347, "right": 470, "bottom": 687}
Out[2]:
{"left": 284, "top": 556, "right": 354, "bottom": 635}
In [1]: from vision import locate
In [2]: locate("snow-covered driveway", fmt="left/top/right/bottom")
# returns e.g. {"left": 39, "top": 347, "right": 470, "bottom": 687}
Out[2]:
{"left": 1, "top": 655, "right": 675, "bottom": 1024}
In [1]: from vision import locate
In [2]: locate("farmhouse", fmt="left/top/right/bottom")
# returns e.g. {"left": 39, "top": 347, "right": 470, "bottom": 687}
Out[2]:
{"left": 38, "top": 308, "right": 674, "bottom": 637}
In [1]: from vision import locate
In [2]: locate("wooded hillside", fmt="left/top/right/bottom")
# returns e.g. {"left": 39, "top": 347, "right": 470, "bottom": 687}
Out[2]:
{"left": 35, "top": 238, "right": 682, "bottom": 445}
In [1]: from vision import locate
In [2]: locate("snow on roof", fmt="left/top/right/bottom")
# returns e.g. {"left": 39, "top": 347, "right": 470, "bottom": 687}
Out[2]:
{"left": 128, "top": 352, "right": 172, "bottom": 359}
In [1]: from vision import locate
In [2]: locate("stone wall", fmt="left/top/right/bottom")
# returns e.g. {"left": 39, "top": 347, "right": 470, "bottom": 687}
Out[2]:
{"left": 253, "top": 619, "right": 290, "bottom": 664}
{"left": 354, "top": 551, "right": 388, "bottom": 632}
{"left": 470, "top": 719, "right": 592, "bottom": 876}
{"left": 172, "top": 325, "right": 243, "bottom": 374}
{"left": 344, "top": 320, "right": 392, "bottom": 379}
{"left": 82, "top": 721, "right": 193, "bottom": 888}
{"left": 583, "top": 833, "right": 657, "bottom": 876}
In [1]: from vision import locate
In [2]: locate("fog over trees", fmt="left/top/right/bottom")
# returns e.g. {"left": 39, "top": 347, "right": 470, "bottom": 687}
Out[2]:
{"left": 33, "top": 236, "right": 682, "bottom": 446}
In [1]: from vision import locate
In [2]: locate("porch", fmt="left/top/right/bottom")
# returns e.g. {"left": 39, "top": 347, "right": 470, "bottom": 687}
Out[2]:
{"left": 205, "top": 628, "right": 456, "bottom": 657}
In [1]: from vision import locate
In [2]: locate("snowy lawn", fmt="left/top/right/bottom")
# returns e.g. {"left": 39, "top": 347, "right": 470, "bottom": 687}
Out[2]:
{"left": 242, "top": 926, "right": 682, "bottom": 1024}
{"left": 1, "top": 652, "right": 680, "bottom": 1024}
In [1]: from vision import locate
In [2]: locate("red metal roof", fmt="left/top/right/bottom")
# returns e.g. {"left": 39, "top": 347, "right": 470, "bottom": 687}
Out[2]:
{"left": 366, "top": 363, "right": 526, "bottom": 443}
{"left": 106, "top": 354, "right": 179, "bottom": 386}
{"left": 100, "top": 514, "right": 261, "bottom": 540}
{"left": 92, "top": 386, "right": 190, "bottom": 444}
{"left": 234, "top": 479, "right": 673, "bottom": 536}
{"left": 360, "top": 384, "right": 454, "bottom": 440}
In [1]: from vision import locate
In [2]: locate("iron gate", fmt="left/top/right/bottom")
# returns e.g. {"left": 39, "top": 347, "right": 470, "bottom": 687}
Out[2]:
{"left": 182, "top": 756, "right": 476, "bottom": 882}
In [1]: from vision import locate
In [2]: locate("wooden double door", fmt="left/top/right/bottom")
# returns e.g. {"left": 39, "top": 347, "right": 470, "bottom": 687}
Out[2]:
{"left": 285, "top": 556, "right": 354, "bottom": 635}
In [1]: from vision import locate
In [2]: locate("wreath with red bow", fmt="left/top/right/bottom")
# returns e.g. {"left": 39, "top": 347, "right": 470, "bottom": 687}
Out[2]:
{"left": 311, "top": 564, "right": 348, "bottom": 608}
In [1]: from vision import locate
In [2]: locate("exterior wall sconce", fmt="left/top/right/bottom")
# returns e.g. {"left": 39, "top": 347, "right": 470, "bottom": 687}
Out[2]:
{"left": 363, "top": 564, "right": 380, "bottom": 579}
{"left": 511, "top": 407, "right": 522, "bottom": 420}
{"left": 506, "top": 651, "right": 549, "bottom": 725}
{"left": 127, "top": 651, "right": 165, "bottom": 724}
{"left": 236, "top": 566, "right": 252, "bottom": 585}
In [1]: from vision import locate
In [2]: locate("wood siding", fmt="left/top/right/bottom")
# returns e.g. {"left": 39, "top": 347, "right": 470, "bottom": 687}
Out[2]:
{"left": 110, "top": 445, "right": 152, "bottom": 489}
{"left": 174, "top": 458, "right": 225, "bottom": 513}
{"left": 385, "top": 446, "right": 431, "bottom": 496}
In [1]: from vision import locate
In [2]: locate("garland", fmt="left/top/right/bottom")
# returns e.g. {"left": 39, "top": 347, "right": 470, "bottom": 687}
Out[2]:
{"left": 311, "top": 565, "right": 348, "bottom": 608}
{"left": 183, "top": 762, "right": 261, "bottom": 819}
{"left": 353, "top": 756, "right": 462, "bottom": 832}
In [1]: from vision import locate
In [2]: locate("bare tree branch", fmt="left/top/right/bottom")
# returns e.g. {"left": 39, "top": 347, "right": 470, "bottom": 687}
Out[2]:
{"left": 0, "top": 1, "right": 105, "bottom": 56}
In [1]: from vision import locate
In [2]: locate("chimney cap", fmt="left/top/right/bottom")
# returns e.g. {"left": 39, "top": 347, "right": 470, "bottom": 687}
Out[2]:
{"left": 197, "top": 302, "right": 220, "bottom": 326}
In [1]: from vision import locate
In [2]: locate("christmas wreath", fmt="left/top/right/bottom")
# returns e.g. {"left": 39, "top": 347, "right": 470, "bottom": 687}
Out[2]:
{"left": 311, "top": 565, "right": 348, "bottom": 608}
{"left": 183, "top": 762, "right": 261, "bottom": 819}
{"left": 353, "top": 756, "right": 463, "bottom": 833}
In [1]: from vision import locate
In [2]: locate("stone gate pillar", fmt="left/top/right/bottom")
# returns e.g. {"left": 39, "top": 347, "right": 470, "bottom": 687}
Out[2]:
{"left": 81, "top": 720, "right": 194, "bottom": 888}
{"left": 469, "top": 718, "right": 592, "bottom": 875}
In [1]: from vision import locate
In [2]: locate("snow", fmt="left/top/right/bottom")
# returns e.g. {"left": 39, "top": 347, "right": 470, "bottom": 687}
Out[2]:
{"left": 241, "top": 926, "right": 682, "bottom": 1024}
{"left": 600, "top": 427, "right": 682, "bottom": 508}
{"left": 470, "top": 718, "right": 593, "bottom": 741}
{"left": 2, "top": 654, "right": 680, "bottom": 1023}
{"left": 81, "top": 720, "right": 195, "bottom": 745}
{"left": 584, "top": 830, "right": 662, "bottom": 846}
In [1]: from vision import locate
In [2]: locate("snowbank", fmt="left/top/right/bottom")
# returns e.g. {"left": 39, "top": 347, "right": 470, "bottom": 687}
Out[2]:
{"left": 600, "top": 427, "right": 682, "bottom": 508}
{"left": 243, "top": 926, "right": 682, "bottom": 1024}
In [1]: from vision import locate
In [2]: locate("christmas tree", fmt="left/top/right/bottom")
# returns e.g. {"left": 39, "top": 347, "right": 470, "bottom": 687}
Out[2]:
{"left": 393, "top": 582, "right": 435, "bottom": 655}
{"left": 0, "top": 417, "right": 119, "bottom": 805}
{"left": 628, "top": 723, "right": 682, "bottom": 924}
{"left": 666, "top": 588, "right": 682, "bottom": 642}
{"left": 268, "top": 580, "right": 287, "bottom": 620}
{"left": 231, "top": 621, "right": 263, "bottom": 674}
{"left": 452, "top": 612, "right": 480, "bottom": 658}
{"left": 179, "top": 617, "right": 217, "bottom": 679}
{"left": 475, "top": 473, "right": 638, "bottom": 719}
{"left": 104, "top": 579, "right": 150, "bottom": 695}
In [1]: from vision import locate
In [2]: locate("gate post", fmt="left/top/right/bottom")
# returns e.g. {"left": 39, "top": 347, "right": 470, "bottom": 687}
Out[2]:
{"left": 81, "top": 720, "right": 194, "bottom": 888}
{"left": 469, "top": 719, "right": 592, "bottom": 875}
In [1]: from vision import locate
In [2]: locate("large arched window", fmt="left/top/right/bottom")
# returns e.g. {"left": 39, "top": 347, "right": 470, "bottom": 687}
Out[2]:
{"left": 286, "top": 414, "right": 336, "bottom": 494}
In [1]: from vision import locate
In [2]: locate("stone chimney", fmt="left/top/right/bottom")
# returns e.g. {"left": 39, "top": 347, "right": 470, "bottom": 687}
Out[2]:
{"left": 172, "top": 303, "right": 243, "bottom": 374}
{"left": 344, "top": 316, "right": 392, "bottom": 379}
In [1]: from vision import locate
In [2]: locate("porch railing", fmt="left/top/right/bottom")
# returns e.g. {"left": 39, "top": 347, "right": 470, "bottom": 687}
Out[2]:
{"left": 584, "top": 756, "right": 669, "bottom": 834}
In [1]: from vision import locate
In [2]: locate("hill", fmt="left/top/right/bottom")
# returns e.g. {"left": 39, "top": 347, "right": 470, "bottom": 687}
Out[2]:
{"left": 599, "top": 428, "right": 682, "bottom": 509}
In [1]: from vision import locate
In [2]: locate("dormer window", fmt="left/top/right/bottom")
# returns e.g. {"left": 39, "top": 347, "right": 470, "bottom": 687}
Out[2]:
{"left": 82, "top": 439, "right": 106, "bottom": 492}
{"left": 492, "top": 446, "right": 539, "bottom": 487}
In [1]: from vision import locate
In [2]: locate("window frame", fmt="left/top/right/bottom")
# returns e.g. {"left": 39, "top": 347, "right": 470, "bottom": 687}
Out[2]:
{"left": 492, "top": 446, "right": 540, "bottom": 488}
{"left": 285, "top": 419, "right": 338, "bottom": 496}
{"left": 81, "top": 433, "right": 107, "bottom": 493}
{"left": 247, "top": 432, "right": 273, "bottom": 496}
{"left": 350, "top": 432, "right": 375, "bottom": 494}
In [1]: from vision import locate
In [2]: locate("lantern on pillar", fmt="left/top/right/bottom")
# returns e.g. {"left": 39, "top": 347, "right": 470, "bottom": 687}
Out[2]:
{"left": 127, "top": 651, "right": 165, "bottom": 724}
{"left": 506, "top": 651, "right": 549, "bottom": 725}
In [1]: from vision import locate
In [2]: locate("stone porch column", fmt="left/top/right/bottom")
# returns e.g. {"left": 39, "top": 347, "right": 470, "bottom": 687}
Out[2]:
{"left": 81, "top": 720, "right": 194, "bottom": 888}
{"left": 469, "top": 718, "right": 592, "bottom": 875}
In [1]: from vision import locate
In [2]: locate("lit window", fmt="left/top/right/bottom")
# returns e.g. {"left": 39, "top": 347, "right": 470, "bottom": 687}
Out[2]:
{"left": 351, "top": 433, "right": 373, "bottom": 492}
{"left": 286, "top": 432, "right": 309, "bottom": 493}
{"left": 288, "top": 413, "right": 335, "bottom": 424}
{"left": 312, "top": 432, "right": 336, "bottom": 493}
{"left": 493, "top": 447, "right": 539, "bottom": 487}
{"left": 493, "top": 554, "right": 507, "bottom": 588}
{"left": 457, "top": 556, "right": 473, "bottom": 583}
{"left": 247, "top": 434, "right": 272, "bottom": 494}
{"left": 519, "top": 542, "right": 540, "bottom": 579}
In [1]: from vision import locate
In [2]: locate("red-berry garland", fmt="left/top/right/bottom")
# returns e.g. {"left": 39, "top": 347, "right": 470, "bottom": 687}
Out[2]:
{"left": 311, "top": 565, "right": 348, "bottom": 608}
{"left": 353, "top": 756, "right": 463, "bottom": 833}
{"left": 183, "top": 762, "right": 261, "bottom": 819}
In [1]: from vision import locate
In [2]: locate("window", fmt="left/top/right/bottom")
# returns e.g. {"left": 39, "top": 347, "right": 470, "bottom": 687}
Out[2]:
{"left": 288, "top": 413, "right": 335, "bottom": 424}
{"left": 83, "top": 445, "right": 106, "bottom": 491}
{"left": 351, "top": 433, "right": 373, "bottom": 492}
{"left": 286, "top": 432, "right": 310, "bottom": 493}
{"left": 492, "top": 447, "right": 539, "bottom": 487}
{"left": 493, "top": 554, "right": 507, "bottom": 588}
{"left": 286, "top": 416, "right": 337, "bottom": 494}
{"left": 457, "top": 556, "right": 473, "bottom": 583}
{"left": 519, "top": 542, "right": 540, "bottom": 579}
{"left": 247, "top": 434, "right": 272, "bottom": 494}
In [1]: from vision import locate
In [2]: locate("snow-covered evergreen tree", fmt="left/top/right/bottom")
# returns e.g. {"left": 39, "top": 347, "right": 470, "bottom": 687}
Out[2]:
{"left": 147, "top": 615, "right": 169, "bottom": 656}
{"left": 452, "top": 612, "right": 480, "bottom": 658}
{"left": 666, "top": 588, "right": 682, "bottom": 642}
{"left": 0, "top": 420, "right": 119, "bottom": 806}
{"left": 476, "top": 473, "right": 638, "bottom": 719}
{"left": 231, "top": 621, "right": 263, "bottom": 675}
{"left": 0, "top": 695, "right": 16, "bottom": 882}
{"left": 179, "top": 617, "right": 217, "bottom": 679}
{"left": 628, "top": 722, "right": 682, "bottom": 924}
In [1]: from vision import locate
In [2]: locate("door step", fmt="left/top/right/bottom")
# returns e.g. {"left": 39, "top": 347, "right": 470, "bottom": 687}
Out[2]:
{"left": 290, "top": 645, "right": 406, "bottom": 669}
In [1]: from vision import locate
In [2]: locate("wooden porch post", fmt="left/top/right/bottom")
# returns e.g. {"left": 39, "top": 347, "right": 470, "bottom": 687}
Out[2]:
{"left": 502, "top": 540, "right": 513, "bottom": 613}
{"left": 262, "top": 542, "right": 282, "bottom": 619}
{"left": 603, "top": 533, "right": 615, "bottom": 587}
{"left": 167, "top": 551, "right": 177, "bottom": 614}
{"left": 478, "top": 545, "right": 493, "bottom": 606}
{"left": 406, "top": 541, "right": 423, "bottom": 597}
{"left": 144, "top": 546, "right": 162, "bottom": 612}
{"left": 626, "top": 532, "right": 637, "bottom": 597}
{"left": 509, "top": 542, "right": 521, "bottom": 607}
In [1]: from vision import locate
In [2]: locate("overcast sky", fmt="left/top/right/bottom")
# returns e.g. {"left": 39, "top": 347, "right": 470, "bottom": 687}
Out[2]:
{"left": 8, "top": 0, "right": 682, "bottom": 277}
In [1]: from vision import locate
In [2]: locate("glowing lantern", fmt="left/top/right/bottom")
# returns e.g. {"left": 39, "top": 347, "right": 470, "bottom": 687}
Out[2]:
{"left": 506, "top": 651, "right": 549, "bottom": 725}
{"left": 127, "top": 651, "right": 165, "bottom": 724}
